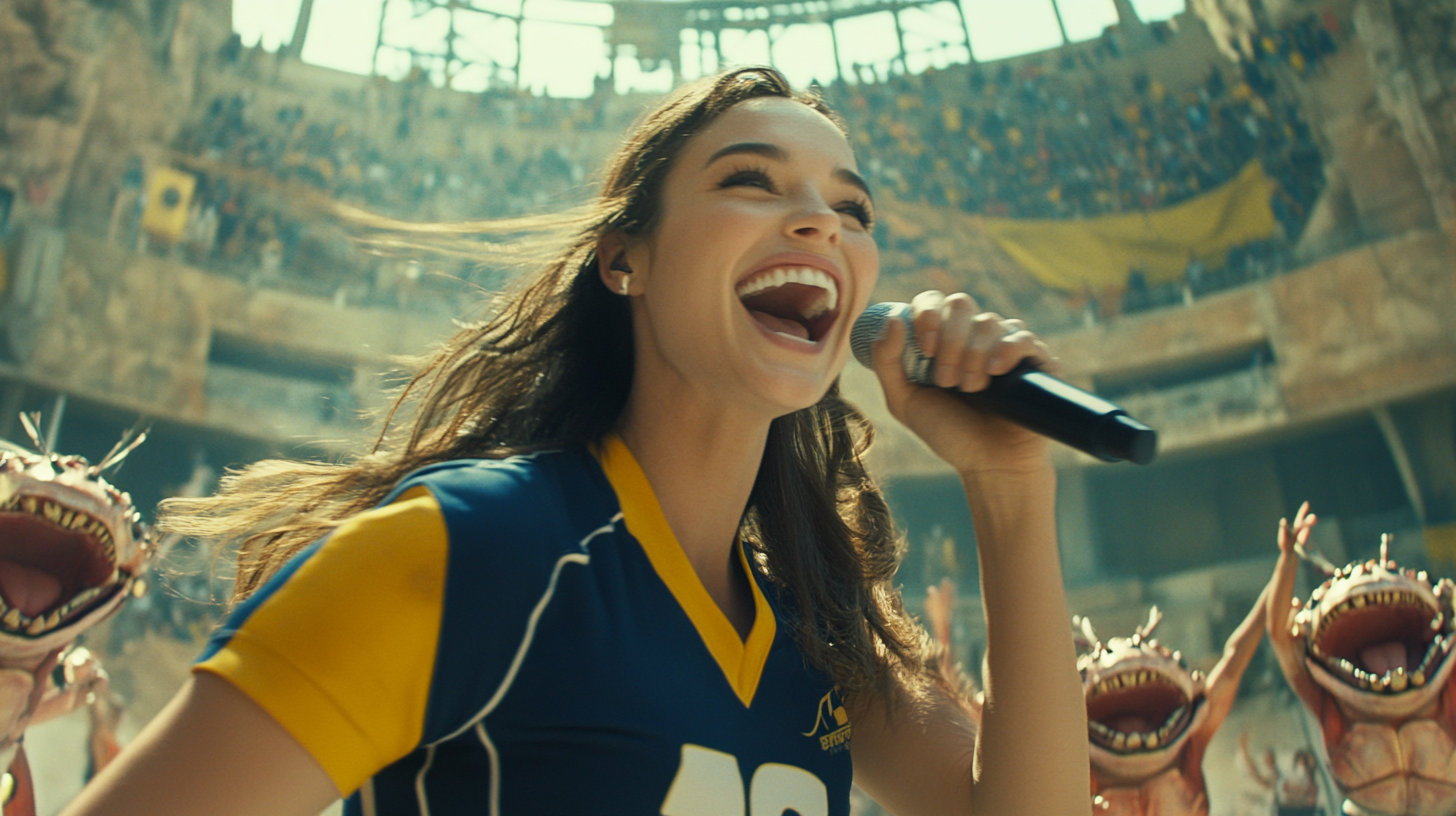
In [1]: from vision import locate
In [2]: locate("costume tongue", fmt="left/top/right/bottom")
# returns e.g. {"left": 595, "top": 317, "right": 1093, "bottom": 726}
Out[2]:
{"left": 1109, "top": 715, "right": 1153, "bottom": 734}
{"left": 1361, "top": 642, "right": 1410, "bottom": 675}
{"left": 0, "top": 562, "right": 60, "bottom": 618}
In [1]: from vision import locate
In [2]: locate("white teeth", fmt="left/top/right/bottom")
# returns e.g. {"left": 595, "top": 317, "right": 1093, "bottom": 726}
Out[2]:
{"left": 735, "top": 266, "right": 840, "bottom": 315}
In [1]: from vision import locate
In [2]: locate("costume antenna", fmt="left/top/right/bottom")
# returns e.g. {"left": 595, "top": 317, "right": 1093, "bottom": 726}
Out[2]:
{"left": 1137, "top": 606, "right": 1163, "bottom": 638}
{"left": 1073, "top": 615, "right": 1099, "bottom": 650}
{"left": 17, "top": 413, "right": 47, "bottom": 456}
{"left": 91, "top": 423, "right": 150, "bottom": 476}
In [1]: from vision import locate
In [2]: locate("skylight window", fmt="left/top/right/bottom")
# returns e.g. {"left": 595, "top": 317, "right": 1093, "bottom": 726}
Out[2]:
{"left": 231, "top": 0, "right": 1188, "bottom": 98}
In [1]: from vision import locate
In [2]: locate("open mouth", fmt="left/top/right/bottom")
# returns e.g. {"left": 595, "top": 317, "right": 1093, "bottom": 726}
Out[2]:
{"left": 1311, "top": 589, "right": 1448, "bottom": 693}
{"left": 0, "top": 493, "right": 121, "bottom": 637}
{"left": 1086, "top": 671, "right": 1195, "bottom": 753}
{"left": 736, "top": 266, "right": 840, "bottom": 344}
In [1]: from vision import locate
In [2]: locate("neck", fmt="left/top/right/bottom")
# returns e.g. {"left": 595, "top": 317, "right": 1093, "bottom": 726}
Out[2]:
{"left": 617, "top": 393, "right": 769, "bottom": 571}
{"left": 616, "top": 378, "right": 771, "bottom": 637}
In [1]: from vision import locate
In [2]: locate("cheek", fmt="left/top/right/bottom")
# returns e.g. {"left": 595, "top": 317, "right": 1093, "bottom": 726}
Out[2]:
{"left": 847, "top": 236, "right": 880, "bottom": 307}
{"left": 650, "top": 202, "right": 764, "bottom": 286}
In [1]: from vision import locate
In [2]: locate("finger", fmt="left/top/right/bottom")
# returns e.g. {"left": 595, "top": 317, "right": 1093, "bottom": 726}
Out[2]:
{"left": 957, "top": 313, "right": 1007, "bottom": 392}
{"left": 932, "top": 295, "right": 977, "bottom": 388}
{"left": 1278, "top": 518, "right": 1291, "bottom": 552}
{"left": 986, "top": 330, "right": 1054, "bottom": 378}
{"left": 1295, "top": 501, "right": 1310, "bottom": 528}
{"left": 909, "top": 291, "right": 947, "bottom": 358}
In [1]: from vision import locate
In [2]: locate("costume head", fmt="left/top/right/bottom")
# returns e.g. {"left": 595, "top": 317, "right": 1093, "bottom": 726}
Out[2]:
{"left": 1294, "top": 535, "right": 1456, "bottom": 718}
{"left": 0, "top": 444, "right": 148, "bottom": 657}
{"left": 1075, "top": 607, "right": 1209, "bottom": 782}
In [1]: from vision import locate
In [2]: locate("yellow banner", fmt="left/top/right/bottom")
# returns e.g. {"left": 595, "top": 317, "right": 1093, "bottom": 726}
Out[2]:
{"left": 980, "top": 161, "right": 1278, "bottom": 291}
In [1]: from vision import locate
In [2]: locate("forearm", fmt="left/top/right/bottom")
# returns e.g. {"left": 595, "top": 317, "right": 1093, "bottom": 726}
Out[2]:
{"left": 1265, "top": 550, "right": 1323, "bottom": 711}
{"left": 1205, "top": 585, "right": 1269, "bottom": 728}
{"left": 1266, "top": 550, "right": 1302, "bottom": 676}
{"left": 1220, "top": 584, "right": 1270, "bottom": 681}
{"left": 963, "top": 465, "right": 1089, "bottom": 816}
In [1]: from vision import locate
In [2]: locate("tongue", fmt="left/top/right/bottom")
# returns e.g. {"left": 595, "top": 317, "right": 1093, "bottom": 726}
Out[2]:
{"left": 0, "top": 561, "right": 61, "bottom": 618}
{"left": 1361, "top": 642, "right": 1409, "bottom": 675}
{"left": 1109, "top": 715, "right": 1152, "bottom": 734}
{"left": 749, "top": 309, "right": 810, "bottom": 341}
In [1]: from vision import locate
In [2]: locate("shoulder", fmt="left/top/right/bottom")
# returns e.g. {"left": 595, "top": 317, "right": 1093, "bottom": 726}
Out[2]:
{"left": 386, "top": 448, "right": 620, "bottom": 565}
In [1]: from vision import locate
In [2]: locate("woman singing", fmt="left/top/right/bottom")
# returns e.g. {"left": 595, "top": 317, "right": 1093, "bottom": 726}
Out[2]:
{"left": 63, "top": 67, "right": 1088, "bottom": 816}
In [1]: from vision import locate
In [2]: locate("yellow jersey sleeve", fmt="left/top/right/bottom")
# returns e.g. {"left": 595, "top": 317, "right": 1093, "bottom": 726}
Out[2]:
{"left": 193, "top": 485, "right": 448, "bottom": 794}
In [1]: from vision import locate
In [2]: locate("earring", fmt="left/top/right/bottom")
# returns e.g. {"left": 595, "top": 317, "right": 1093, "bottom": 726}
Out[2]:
{"left": 619, "top": 276, "right": 631, "bottom": 297}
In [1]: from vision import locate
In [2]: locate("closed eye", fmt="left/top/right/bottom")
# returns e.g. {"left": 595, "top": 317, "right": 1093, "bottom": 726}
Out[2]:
{"left": 837, "top": 201, "right": 874, "bottom": 229}
{"left": 719, "top": 165, "right": 874, "bottom": 227}
{"left": 718, "top": 167, "right": 777, "bottom": 193}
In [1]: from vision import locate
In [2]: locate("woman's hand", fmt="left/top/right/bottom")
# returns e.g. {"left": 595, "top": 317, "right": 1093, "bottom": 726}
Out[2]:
{"left": 869, "top": 290, "right": 1057, "bottom": 477}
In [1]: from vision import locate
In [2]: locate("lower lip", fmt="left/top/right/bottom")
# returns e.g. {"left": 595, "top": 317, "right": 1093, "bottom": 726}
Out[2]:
{"left": 742, "top": 305, "right": 833, "bottom": 354}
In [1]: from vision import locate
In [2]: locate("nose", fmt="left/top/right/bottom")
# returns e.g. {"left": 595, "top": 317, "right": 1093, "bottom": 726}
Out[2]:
{"left": 784, "top": 189, "right": 841, "bottom": 244}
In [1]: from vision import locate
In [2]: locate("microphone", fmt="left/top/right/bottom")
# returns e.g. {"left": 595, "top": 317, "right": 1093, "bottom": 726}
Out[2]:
{"left": 849, "top": 302, "right": 1158, "bottom": 465}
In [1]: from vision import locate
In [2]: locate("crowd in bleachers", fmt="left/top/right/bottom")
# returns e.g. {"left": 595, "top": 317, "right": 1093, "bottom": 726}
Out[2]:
{"left": 827, "top": 14, "right": 1334, "bottom": 228}
{"left": 822, "top": 13, "right": 1338, "bottom": 316}
{"left": 130, "top": 59, "right": 599, "bottom": 309}
{"left": 116, "top": 15, "right": 1347, "bottom": 321}
{"left": 176, "top": 86, "right": 592, "bottom": 221}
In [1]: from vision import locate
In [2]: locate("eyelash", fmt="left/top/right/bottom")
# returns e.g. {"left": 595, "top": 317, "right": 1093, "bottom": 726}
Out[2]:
{"left": 717, "top": 166, "right": 876, "bottom": 229}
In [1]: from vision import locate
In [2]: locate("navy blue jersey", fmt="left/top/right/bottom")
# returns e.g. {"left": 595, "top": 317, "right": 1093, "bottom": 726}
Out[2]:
{"left": 197, "top": 435, "right": 853, "bottom": 815}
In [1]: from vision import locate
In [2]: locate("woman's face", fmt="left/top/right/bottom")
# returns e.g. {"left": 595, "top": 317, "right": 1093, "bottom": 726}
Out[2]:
{"left": 623, "top": 97, "right": 879, "bottom": 417}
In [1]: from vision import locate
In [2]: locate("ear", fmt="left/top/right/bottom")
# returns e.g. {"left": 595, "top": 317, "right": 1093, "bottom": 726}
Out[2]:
{"left": 596, "top": 232, "right": 638, "bottom": 297}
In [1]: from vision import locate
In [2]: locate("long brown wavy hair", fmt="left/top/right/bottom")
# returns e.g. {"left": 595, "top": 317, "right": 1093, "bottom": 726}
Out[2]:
{"left": 159, "top": 66, "right": 931, "bottom": 697}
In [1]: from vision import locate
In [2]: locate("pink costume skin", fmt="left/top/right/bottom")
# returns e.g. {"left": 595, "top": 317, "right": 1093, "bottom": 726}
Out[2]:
{"left": 1270, "top": 514, "right": 1456, "bottom": 816}
{"left": 1078, "top": 587, "right": 1269, "bottom": 816}
{"left": 0, "top": 425, "right": 152, "bottom": 816}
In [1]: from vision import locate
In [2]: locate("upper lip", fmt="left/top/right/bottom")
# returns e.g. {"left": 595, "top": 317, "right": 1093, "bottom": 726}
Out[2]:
{"left": 737, "top": 251, "right": 846, "bottom": 302}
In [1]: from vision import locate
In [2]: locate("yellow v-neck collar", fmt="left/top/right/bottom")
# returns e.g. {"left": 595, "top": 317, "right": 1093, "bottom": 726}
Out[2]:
{"left": 593, "top": 434, "right": 775, "bottom": 708}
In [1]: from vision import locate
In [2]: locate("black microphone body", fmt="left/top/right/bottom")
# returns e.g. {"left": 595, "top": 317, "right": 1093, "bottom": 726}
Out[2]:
{"left": 849, "top": 302, "right": 1158, "bottom": 465}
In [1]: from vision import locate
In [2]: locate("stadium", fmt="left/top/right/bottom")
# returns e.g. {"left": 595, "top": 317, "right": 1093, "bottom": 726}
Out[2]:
{"left": 2, "top": 0, "right": 1456, "bottom": 812}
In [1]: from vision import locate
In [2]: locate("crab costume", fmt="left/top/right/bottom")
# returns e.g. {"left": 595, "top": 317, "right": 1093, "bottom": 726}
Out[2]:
{"left": 1270, "top": 504, "right": 1456, "bottom": 816}
{"left": 0, "top": 419, "right": 151, "bottom": 815}
{"left": 1078, "top": 587, "right": 1269, "bottom": 816}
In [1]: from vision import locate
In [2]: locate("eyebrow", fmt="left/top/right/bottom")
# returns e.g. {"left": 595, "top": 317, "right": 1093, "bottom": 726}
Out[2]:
{"left": 705, "top": 141, "right": 874, "bottom": 202}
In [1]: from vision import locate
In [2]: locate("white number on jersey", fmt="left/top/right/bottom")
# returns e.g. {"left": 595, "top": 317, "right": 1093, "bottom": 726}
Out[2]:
{"left": 661, "top": 744, "right": 828, "bottom": 816}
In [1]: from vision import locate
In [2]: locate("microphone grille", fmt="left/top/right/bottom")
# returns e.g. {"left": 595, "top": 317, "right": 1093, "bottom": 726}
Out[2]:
{"left": 850, "top": 302, "right": 904, "bottom": 369}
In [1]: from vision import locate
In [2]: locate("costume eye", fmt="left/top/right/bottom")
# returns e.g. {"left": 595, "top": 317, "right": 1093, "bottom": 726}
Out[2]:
{"left": 719, "top": 167, "right": 776, "bottom": 192}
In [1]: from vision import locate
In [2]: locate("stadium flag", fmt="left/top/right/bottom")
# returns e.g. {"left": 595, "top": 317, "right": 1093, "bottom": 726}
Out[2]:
{"left": 140, "top": 167, "right": 197, "bottom": 244}
{"left": 980, "top": 160, "right": 1278, "bottom": 291}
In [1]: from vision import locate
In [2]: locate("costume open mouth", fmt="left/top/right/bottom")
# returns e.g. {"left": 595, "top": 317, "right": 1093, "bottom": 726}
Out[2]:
{"left": 1086, "top": 670, "right": 1196, "bottom": 753}
{"left": 0, "top": 493, "right": 121, "bottom": 636}
{"left": 736, "top": 267, "right": 840, "bottom": 344}
{"left": 1311, "top": 589, "right": 1448, "bottom": 693}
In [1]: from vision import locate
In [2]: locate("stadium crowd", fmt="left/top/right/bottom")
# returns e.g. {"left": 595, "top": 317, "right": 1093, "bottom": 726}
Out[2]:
{"left": 826, "top": 13, "right": 1333, "bottom": 229}
{"left": 114, "top": 14, "right": 1341, "bottom": 320}
{"left": 818, "top": 13, "right": 1336, "bottom": 316}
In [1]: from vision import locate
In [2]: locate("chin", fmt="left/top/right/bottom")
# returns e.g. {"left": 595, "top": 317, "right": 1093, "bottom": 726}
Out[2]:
{"left": 753, "top": 368, "right": 843, "bottom": 419}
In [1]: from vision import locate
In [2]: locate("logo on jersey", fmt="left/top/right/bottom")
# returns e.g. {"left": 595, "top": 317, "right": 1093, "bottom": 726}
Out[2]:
{"left": 802, "top": 687, "right": 851, "bottom": 753}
